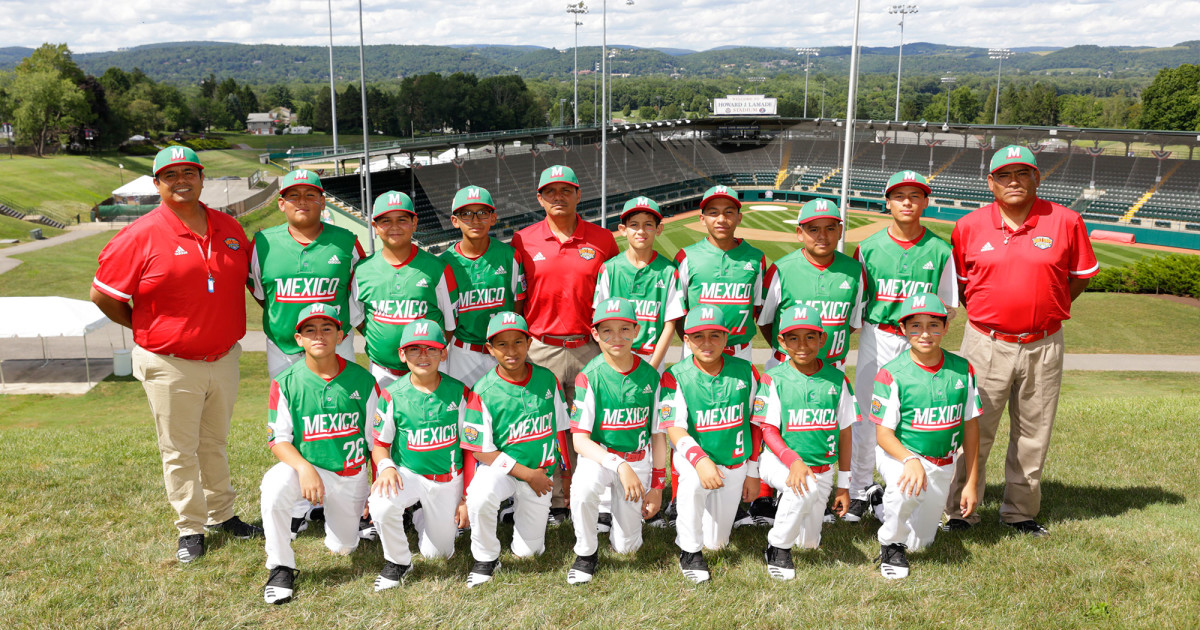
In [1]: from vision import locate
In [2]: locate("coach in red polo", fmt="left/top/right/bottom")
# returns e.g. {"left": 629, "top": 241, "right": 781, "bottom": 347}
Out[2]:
{"left": 511, "top": 165, "right": 618, "bottom": 521}
{"left": 942, "top": 145, "right": 1099, "bottom": 537}
{"left": 91, "top": 146, "right": 262, "bottom": 564}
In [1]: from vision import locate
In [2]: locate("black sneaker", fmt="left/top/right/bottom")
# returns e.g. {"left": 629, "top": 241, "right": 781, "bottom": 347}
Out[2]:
{"left": 764, "top": 545, "right": 795, "bottom": 581}
{"left": 843, "top": 499, "right": 870, "bottom": 522}
{"left": 289, "top": 517, "right": 308, "bottom": 541}
{"left": 733, "top": 506, "right": 755, "bottom": 528}
{"left": 306, "top": 506, "right": 325, "bottom": 522}
{"left": 678, "top": 550, "right": 710, "bottom": 584}
{"left": 499, "top": 498, "right": 515, "bottom": 524}
{"left": 748, "top": 496, "right": 777, "bottom": 526}
{"left": 359, "top": 516, "right": 377, "bottom": 541}
{"left": 176, "top": 534, "right": 205, "bottom": 563}
{"left": 822, "top": 506, "right": 837, "bottom": 524}
{"left": 207, "top": 516, "right": 264, "bottom": 539}
{"left": 373, "top": 561, "right": 411, "bottom": 592}
{"left": 942, "top": 518, "right": 973, "bottom": 532}
{"left": 264, "top": 566, "right": 297, "bottom": 604}
{"left": 877, "top": 543, "right": 909, "bottom": 580}
{"left": 661, "top": 500, "right": 678, "bottom": 527}
{"left": 466, "top": 559, "right": 501, "bottom": 588}
{"left": 1004, "top": 520, "right": 1049, "bottom": 537}
{"left": 867, "top": 483, "right": 885, "bottom": 521}
{"left": 547, "top": 507, "right": 571, "bottom": 526}
{"left": 597, "top": 512, "right": 612, "bottom": 534}
{"left": 566, "top": 553, "right": 598, "bottom": 585}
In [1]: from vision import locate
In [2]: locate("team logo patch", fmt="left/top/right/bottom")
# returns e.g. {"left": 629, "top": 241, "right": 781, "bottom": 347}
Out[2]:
{"left": 463, "top": 426, "right": 479, "bottom": 442}
{"left": 1033, "top": 236, "right": 1054, "bottom": 250}
{"left": 659, "top": 404, "right": 673, "bottom": 420}
{"left": 224, "top": 237, "right": 241, "bottom": 251}
{"left": 373, "top": 411, "right": 385, "bottom": 431}
{"left": 870, "top": 399, "right": 882, "bottom": 416}
{"left": 579, "top": 246, "right": 597, "bottom": 261}
{"left": 569, "top": 402, "right": 577, "bottom": 416}
{"left": 752, "top": 397, "right": 766, "bottom": 415}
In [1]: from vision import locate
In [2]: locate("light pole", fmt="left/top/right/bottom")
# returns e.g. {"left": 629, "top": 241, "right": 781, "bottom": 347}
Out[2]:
{"left": 118, "top": 163, "right": 125, "bottom": 186}
{"left": 357, "top": 0, "right": 374, "bottom": 254}
{"left": 559, "top": 98, "right": 567, "bottom": 128}
{"left": 889, "top": 3, "right": 917, "bottom": 121}
{"left": 567, "top": 2, "right": 588, "bottom": 128}
{"left": 989, "top": 47, "right": 1012, "bottom": 125}
{"left": 328, "top": 0, "right": 339, "bottom": 166}
{"left": 593, "top": 61, "right": 599, "bottom": 125}
{"left": 797, "top": 47, "right": 819, "bottom": 118}
{"left": 600, "top": 0, "right": 636, "bottom": 229}
{"left": 837, "top": 0, "right": 863, "bottom": 253}
{"left": 941, "top": 76, "right": 956, "bottom": 125}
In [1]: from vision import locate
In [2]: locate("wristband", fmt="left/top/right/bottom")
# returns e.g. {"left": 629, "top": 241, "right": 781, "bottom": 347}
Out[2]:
{"left": 377, "top": 458, "right": 398, "bottom": 474}
{"left": 492, "top": 452, "right": 518, "bottom": 475}
{"left": 601, "top": 453, "right": 625, "bottom": 473}
{"left": 745, "top": 459, "right": 759, "bottom": 478}
{"left": 650, "top": 467, "right": 667, "bottom": 490}
{"left": 837, "top": 470, "right": 851, "bottom": 489}
{"left": 676, "top": 436, "right": 709, "bottom": 467}
{"left": 902, "top": 454, "right": 921, "bottom": 465}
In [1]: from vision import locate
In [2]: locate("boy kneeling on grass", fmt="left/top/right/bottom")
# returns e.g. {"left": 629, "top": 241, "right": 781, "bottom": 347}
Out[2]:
{"left": 871, "top": 293, "right": 981, "bottom": 579}
{"left": 566, "top": 297, "right": 668, "bottom": 585}
{"left": 261, "top": 304, "right": 378, "bottom": 604}
{"left": 461, "top": 312, "right": 571, "bottom": 588}
{"left": 752, "top": 305, "right": 859, "bottom": 580}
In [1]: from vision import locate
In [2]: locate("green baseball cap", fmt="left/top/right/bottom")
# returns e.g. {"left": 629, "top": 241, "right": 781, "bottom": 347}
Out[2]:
{"left": 885, "top": 170, "right": 931, "bottom": 196}
{"left": 700, "top": 185, "right": 740, "bottom": 210}
{"left": 280, "top": 169, "right": 324, "bottom": 194}
{"left": 797, "top": 198, "right": 842, "bottom": 225}
{"left": 399, "top": 319, "right": 447, "bottom": 349}
{"left": 897, "top": 292, "right": 949, "bottom": 323}
{"left": 486, "top": 311, "right": 530, "bottom": 340}
{"left": 592, "top": 297, "right": 639, "bottom": 326}
{"left": 153, "top": 146, "right": 204, "bottom": 177}
{"left": 452, "top": 186, "right": 495, "bottom": 213}
{"left": 372, "top": 191, "right": 417, "bottom": 220}
{"left": 538, "top": 165, "right": 580, "bottom": 191}
{"left": 683, "top": 307, "right": 728, "bottom": 335}
{"left": 778, "top": 305, "right": 825, "bottom": 335}
{"left": 620, "top": 196, "right": 662, "bottom": 222}
{"left": 295, "top": 303, "right": 342, "bottom": 331}
{"left": 990, "top": 145, "right": 1039, "bottom": 173}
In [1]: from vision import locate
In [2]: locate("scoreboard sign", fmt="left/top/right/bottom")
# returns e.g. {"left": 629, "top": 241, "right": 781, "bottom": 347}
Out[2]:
{"left": 713, "top": 95, "right": 778, "bottom": 116}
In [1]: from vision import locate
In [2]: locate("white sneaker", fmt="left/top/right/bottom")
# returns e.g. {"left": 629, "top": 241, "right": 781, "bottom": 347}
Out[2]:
{"left": 264, "top": 566, "right": 297, "bottom": 604}
{"left": 373, "top": 561, "right": 411, "bottom": 592}
{"left": 878, "top": 543, "right": 909, "bottom": 580}
{"left": 467, "top": 559, "right": 500, "bottom": 588}
{"left": 679, "top": 551, "right": 710, "bottom": 584}
{"left": 566, "top": 553, "right": 597, "bottom": 585}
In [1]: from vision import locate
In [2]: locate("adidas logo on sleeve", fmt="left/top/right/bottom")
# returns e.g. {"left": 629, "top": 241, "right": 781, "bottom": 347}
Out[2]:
{"left": 350, "top": 391, "right": 362, "bottom": 399}
{"left": 416, "top": 278, "right": 429, "bottom": 287}
{"left": 922, "top": 261, "right": 935, "bottom": 270}
{"left": 743, "top": 262, "right": 754, "bottom": 271}
{"left": 328, "top": 255, "right": 341, "bottom": 265}
{"left": 839, "top": 280, "right": 851, "bottom": 290}
{"left": 642, "top": 384, "right": 653, "bottom": 394}
{"left": 955, "top": 379, "right": 964, "bottom": 389}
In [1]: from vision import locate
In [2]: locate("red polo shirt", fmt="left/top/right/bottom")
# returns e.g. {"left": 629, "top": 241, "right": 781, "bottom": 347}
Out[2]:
{"left": 512, "top": 217, "right": 618, "bottom": 336}
{"left": 93, "top": 203, "right": 250, "bottom": 357}
{"left": 952, "top": 198, "right": 1098, "bottom": 334}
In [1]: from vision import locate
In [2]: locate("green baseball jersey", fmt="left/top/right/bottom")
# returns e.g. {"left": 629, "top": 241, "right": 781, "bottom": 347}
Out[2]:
{"left": 249, "top": 223, "right": 363, "bottom": 354}
{"left": 373, "top": 374, "right": 469, "bottom": 476}
{"left": 462, "top": 364, "right": 569, "bottom": 475}
{"left": 674, "top": 238, "right": 765, "bottom": 348}
{"left": 854, "top": 228, "right": 958, "bottom": 327}
{"left": 870, "top": 351, "right": 982, "bottom": 459}
{"left": 593, "top": 252, "right": 683, "bottom": 354}
{"left": 440, "top": 240, "right": 526, "bottom": 346}
{"left": 751, "top": 361, "right": 859, "bottom": 467}
{"left": 350, "top": 247, "right": 458, "bottom": 371}
{"left": 570, "top": 354, "right": 662, "bottom": 453}
{"left": 658, "top": 356, "right": 758, "bottom": 467}
{"left": 757, "top": 250, "right": 864, "bottom": 363}
{"left": 267, "top": 358, "right": 379, "bottom": 474}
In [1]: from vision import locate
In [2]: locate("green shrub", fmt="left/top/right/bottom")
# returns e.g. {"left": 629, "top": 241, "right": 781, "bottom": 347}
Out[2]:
{"left": 120, "top": 144, "right": 160, "bottom": 156}
{"left": 1087, "top": 253, "right": 1200, "bottom": 297}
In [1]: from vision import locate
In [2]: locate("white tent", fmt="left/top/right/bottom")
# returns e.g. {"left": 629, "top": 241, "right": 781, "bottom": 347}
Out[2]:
{"left": 112, "top": 175, "right": 160, "bottom": 203}
{"left": 0, "top": 297, "right": 112, "bottom": 386}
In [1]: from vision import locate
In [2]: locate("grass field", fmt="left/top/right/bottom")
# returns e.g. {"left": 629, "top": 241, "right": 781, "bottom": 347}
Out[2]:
{"left": 0, "top": 354, "right": 1196, "bottom": 628}
{"left": 0, "top": 214, "right": 64, "bottom": 247}
{"left": 215, "top": 132, "right": 405, "bottom": 151}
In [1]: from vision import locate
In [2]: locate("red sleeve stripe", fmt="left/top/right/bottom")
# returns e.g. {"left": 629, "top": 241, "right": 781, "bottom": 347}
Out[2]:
{"left": 659, "top": 371, "right": 678, "bottom": 390}
{"left": 268, "top": 380, "right": 281, "bottom": 411}
{"left": 466, "top": 391, "right": 483, "bottom": 412}
{"left": 874, "top": 368, "right": 894, "bottom": 387}
{"left": 575, "top": 372, "right": 589, "bottom": 388}
{"left": 443, "top": 264, "right": 458, "bottom": 291}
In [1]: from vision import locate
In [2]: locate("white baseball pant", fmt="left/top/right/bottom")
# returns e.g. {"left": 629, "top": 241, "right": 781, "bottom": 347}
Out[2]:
{"left": 368, "top": 467, "right": 463, "bottom": 566}
{"left": 466, "top": 463, "right": 552, "bottom": 562}
{"left": 260, "top": 462, "right": 369, "bottom": 570}
{"left": 570, "top": 452, "right": 651, "bottom": 556}
{"left": 851, "top": 323, "right": 910, "bottom": 500}
{"left": 266, "top": 333, "right": 356, "bottom": 380}
{"left": 369, "top": 361, "right": 405, "bottom": 389}
{"left": 876, "top": 446, "right": 956, "bottom": 552}
{"left": 443, "top": 342, "right": 497, "bottom": 386}
{"left": 672, "top": 450, "right": 749, "bottom": 553}
{"left": 759, "top": 450, "right": 834, "bottom": 550}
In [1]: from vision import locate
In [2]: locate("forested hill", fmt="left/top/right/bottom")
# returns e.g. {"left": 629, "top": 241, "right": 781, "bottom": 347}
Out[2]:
{"left": 3, "top": 40, "right": 1200, "bottom": 84}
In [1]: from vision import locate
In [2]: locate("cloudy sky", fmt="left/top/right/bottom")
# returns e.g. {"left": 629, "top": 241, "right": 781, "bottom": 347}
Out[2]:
{"left": 2, "top": 0, "right": 1196, "bottom": 54}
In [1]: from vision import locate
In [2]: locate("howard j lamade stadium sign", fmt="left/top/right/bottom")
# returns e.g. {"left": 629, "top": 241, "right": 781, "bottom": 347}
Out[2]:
{"left": 713, "top": 94, "right": 778, "bottom": 116}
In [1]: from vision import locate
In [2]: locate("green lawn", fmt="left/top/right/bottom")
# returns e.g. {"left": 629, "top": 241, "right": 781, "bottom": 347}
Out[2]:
{"left": 216, "top": 132, "right": 406, "bottom": 151}
{"left": 0, "top": 357, "right": 1196, "bottom": 628}
{"left": 0, "top": 214, "right": 64, "bottom": 247}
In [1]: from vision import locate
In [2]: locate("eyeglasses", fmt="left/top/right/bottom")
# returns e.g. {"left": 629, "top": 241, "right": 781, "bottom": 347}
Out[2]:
{"left": 404, "top": 345, "right": 439, "bottom": 356}
{"left": 454, "top": 210, "right": 494, "bottom": 220}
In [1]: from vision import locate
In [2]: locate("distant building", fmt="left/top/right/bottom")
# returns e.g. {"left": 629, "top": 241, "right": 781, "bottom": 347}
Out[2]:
{"left": 246, "top": 113, "right": 274, "bottom": 135}
{"left": 269, "top": 107, "right": 297, "bottom": 125}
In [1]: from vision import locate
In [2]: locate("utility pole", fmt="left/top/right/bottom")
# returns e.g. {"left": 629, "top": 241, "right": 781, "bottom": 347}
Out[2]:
{"left": 889, "top": 3, "right": 918, "bottom": 121}
{"left": 989, "top": 48, "right": 1012, "bottom": 125}
{"left": 567, "top": 2, "right": 589, "bottom": 128}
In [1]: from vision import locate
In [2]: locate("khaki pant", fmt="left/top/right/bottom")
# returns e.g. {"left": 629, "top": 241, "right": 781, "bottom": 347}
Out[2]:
{"left": 945, "top": 325, "right": 1064, "bottom": 524}
{"left": 527, "top": 337, "right": 601, "bottom": 509}
{"left": 134, "top": 344, "right": 242, "bottom": 535}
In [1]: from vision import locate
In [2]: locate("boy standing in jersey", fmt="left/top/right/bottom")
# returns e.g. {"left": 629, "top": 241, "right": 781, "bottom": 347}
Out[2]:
{"left": 351, "top": 191, "right": 457, "bottom": 388}
{"left": 871, "top": 293, "right": 980, "bottom": 580}
{"left": 674, "top": 186, "right": 765, "bottom": 362}
{"left": 848, "top": 171, "right": 958, "bottom": 522}
{"left": 461, "top": 312, "right": 571, "bottom": 588}
{"left": 260, "top": 304, "right": 379, "bottom": 604}
{"left": 567, "top": 297, "right": 668, "bottom": 584}
{"left": 440, "top": 186, "right": 526, "bottom": 385}
{"left": 369, "top": 319, "right": 471, "bottom": 591}
{"left": 752, "top": 305, "right": 858, "bottom": 580}
{"left": 594, "top": 197, "right": 683, "bottom": 371}
{"left": 659, "top": 307, "right": 761, "bottom": 584}
{"left": 250, "top": 169, "right": 364, "bottom": 378}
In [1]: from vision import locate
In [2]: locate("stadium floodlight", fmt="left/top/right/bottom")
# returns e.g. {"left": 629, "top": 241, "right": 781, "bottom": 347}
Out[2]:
{"left": 327, "top": 0, "right": 339, "bottom": 165}
{"left": 837, "top": 0, "right": 863, "bottom": 253}
{"left": 600, "top": 0, "right": 637, "bottom": 229}
{"left": 941, "top": 76, "right": 956, "bottom": 125}
{"left": 567, "top": 2, "right": 589, "bottom": 128}
{"left": 357, "top": 0, "right": 374, "bottom": 254}
{"left": 989, "top": 48, "right": 1012, "bottom": 125}
{"left": 889, "top": 3, "right": 918, "bottom": 121}
{"left": 796, "top": 47, "right": 820, "bottom": 118}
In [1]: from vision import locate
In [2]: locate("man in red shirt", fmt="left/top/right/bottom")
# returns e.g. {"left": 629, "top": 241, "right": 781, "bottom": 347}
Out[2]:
{"left": 91, "top": 146, "right": 262, "bottom": 564}
{"left": 943, "top": 145, "right": 1099, "bottom": 537}
{"left": 511, "top": 165, "right": 618, "bottom": 523}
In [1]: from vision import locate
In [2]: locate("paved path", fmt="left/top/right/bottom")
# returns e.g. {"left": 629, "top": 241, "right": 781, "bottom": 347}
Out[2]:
{"left": 0, "top": 222, "right": 116, "bottom": 275}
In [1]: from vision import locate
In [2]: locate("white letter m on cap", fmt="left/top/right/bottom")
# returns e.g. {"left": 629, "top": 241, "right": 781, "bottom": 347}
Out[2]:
{"left": 912, "top": 295, "right": 927, "bottom": 308}
{"left": 170, "top": 147, "right": 186, "bottom": 160}
{"left": 413, "top": 322, "right": 429, "bottom": 335}
{"left": 551, "top": 166, "right": 564, "bottom": 176}
{"left": 388, "top": 193, "right": 403, "bottom": 205}
{"left": 502, "top": 313, "right": 517, "bottom": 324}
{"left": 467, "top": 187, "right": 481, "bottom": 199}
{"left": 1007, "top": 147, "right": 1022, "bottom": 158}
